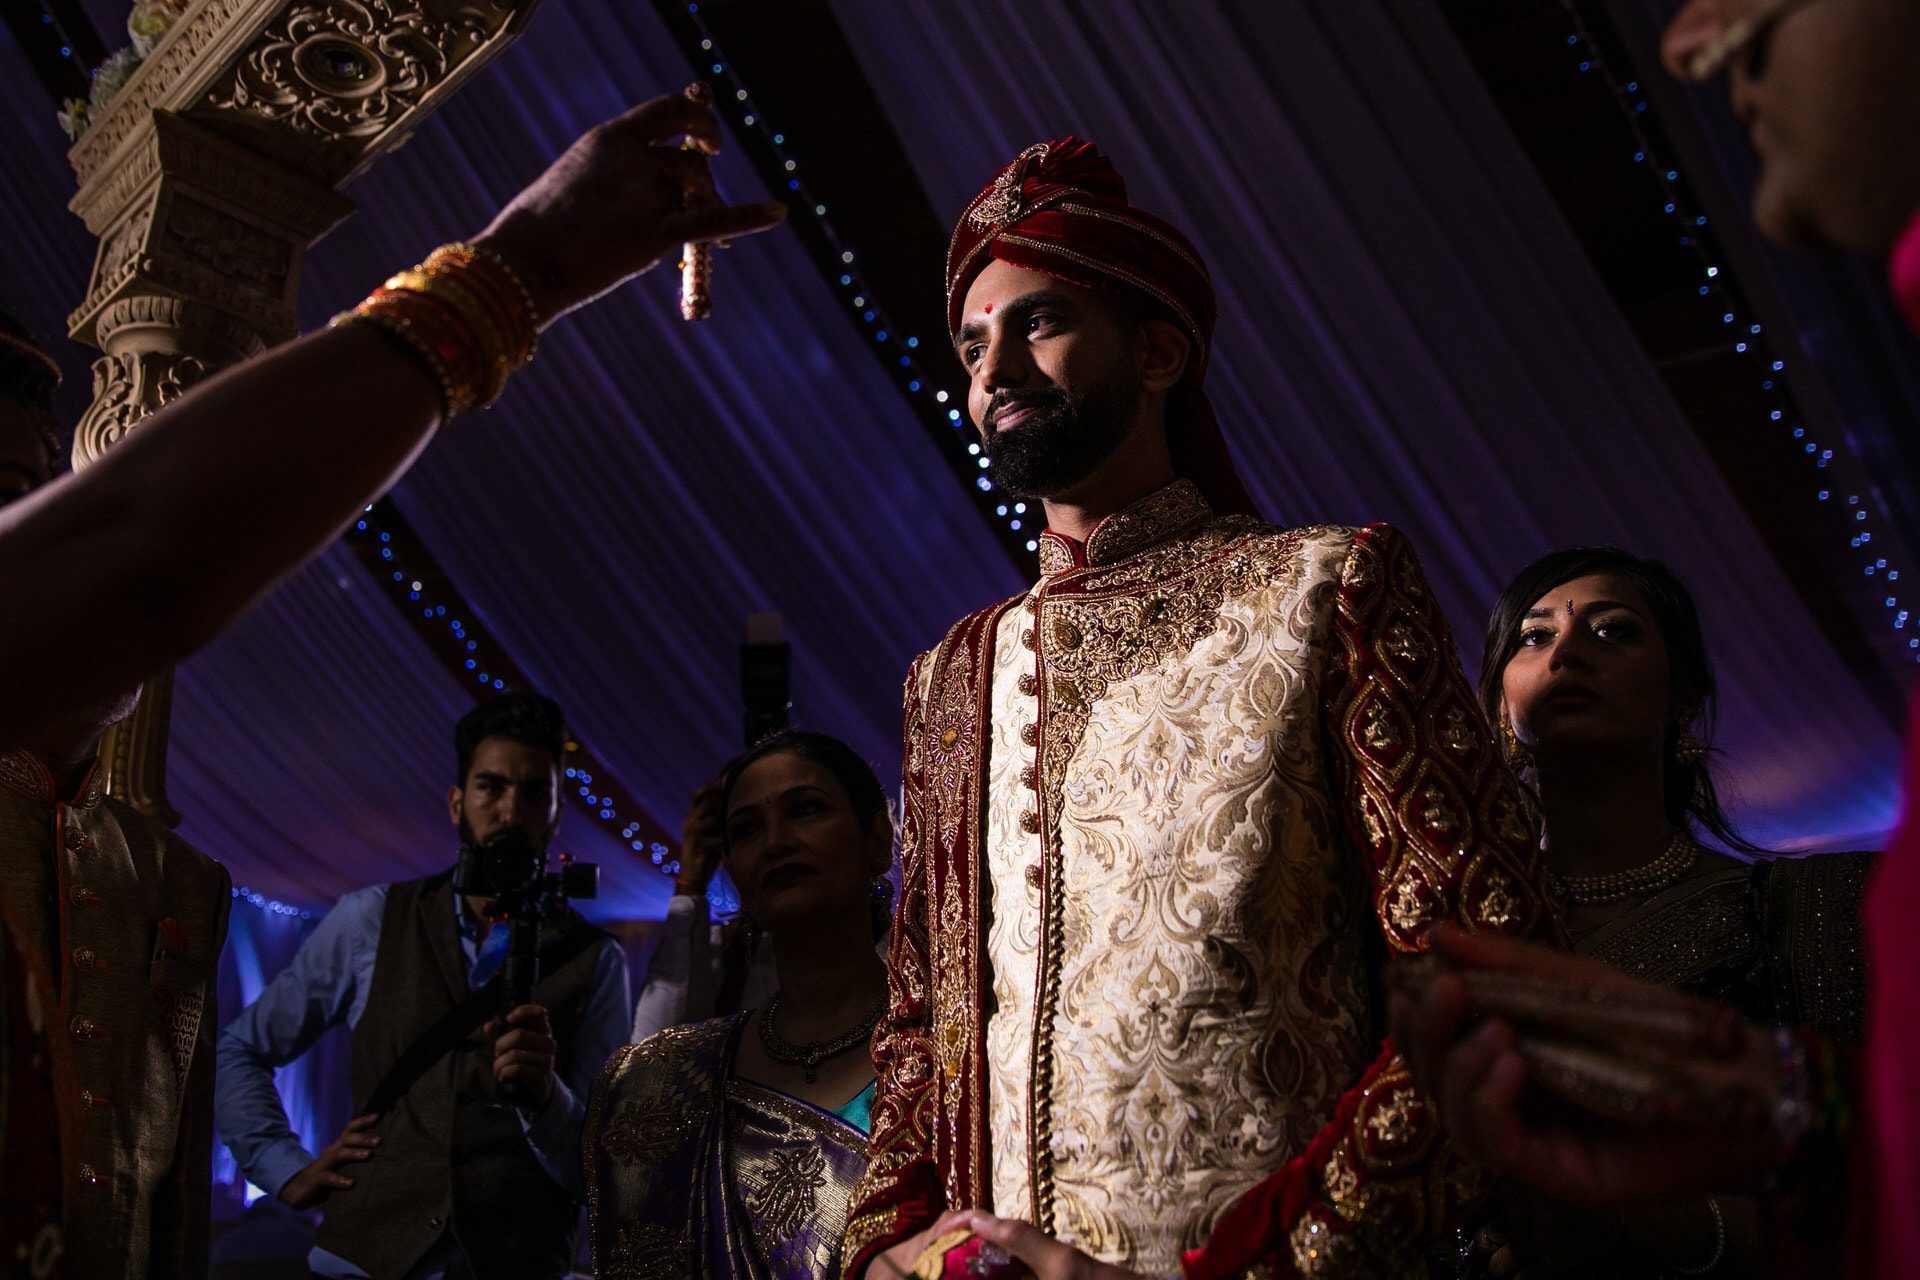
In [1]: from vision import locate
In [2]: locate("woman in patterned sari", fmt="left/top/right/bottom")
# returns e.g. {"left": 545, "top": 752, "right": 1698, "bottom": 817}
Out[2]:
{"left": 586, "top": 730, "right": 893, "bottom": 1280}
{"left": 1468, "top": 547, "right": 1873, "bottom": 1277}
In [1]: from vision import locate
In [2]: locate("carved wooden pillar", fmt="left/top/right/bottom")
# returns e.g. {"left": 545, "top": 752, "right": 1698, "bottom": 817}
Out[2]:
{"left": 63, "top": 0, "right": 540, "bottom": 822}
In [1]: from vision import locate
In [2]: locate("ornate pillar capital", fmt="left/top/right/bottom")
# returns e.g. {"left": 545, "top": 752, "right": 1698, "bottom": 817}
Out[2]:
{"left": 60, "top": 0, "right": 542, "bottom": 821}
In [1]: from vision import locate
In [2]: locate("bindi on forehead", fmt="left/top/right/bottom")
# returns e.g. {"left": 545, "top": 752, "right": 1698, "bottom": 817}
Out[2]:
{"left": 983, "top": 302, "right": 993, "bottom": 314}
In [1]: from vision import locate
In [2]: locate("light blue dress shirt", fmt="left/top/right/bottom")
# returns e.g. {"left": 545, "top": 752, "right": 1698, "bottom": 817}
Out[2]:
{"left": 215, "top": 881, "right": 630, "bottom": 1280}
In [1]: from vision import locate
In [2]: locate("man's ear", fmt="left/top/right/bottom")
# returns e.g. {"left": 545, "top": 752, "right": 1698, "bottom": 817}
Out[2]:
{"left": 447, "top": 785, "right": 463, "bottom": 826}
{"left": 1138, "top": 319, "right": 1191, "bottom": 395}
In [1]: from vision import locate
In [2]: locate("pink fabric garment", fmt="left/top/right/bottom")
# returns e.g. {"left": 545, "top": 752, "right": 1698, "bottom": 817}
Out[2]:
{"left": 1856, "top": 693, "right": 1920, "bottom": 1278}
{"left": 1855, "top": 212, "right": 1920, "bottom": 1278}
{"left": 1891, "top": 205, "right": 1920, "bottom": 335}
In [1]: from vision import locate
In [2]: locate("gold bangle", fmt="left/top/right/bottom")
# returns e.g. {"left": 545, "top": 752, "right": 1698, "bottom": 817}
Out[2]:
{"left": 401, "top": 270, "right": 516, "bottom": 408}
{"left": 338, "top": 242, "right": 542, "bottom": 419}
{"left": 429, "top": 241, "right": 540, "bottom": 356}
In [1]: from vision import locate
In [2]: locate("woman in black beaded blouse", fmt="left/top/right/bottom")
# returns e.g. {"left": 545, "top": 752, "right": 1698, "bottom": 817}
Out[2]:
{"left": 1468, "top": 546, "right": 1872, "bottom": 1278}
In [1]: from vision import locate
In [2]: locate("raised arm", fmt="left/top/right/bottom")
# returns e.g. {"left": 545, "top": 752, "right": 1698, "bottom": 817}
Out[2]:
{"left": 1185, "top": 523, "right": 1565, "bottom": 1279}
{"left": 0, "top": 93, "right": 784, "bottom": 750}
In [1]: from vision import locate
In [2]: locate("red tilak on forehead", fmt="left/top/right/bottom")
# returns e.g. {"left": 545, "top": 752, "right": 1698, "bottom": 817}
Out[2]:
{"left": 984, "top": 302, "right": 993, "bottom": 314}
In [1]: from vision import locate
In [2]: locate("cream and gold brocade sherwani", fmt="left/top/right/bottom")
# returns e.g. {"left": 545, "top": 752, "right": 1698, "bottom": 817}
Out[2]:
{"left": 0, "top": 750, "right": 229, "bottom": 1280}
{"left": 843, "top": 482, "right": 1560, "bottom": 1280}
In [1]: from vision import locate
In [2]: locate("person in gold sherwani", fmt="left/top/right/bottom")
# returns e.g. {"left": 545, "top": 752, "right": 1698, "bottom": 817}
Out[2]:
{"left": 841, "top": 141, "right": 1564, "bottom": 1280}
{"left": 0, "top": 315, "right": 230, "bottom": 1280}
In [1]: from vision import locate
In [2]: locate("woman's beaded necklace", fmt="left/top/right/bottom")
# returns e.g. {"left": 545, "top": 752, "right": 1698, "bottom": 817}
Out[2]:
{"left": 1560, "top": 830, "right": 1697, "bottom": 906}
{"left": 758, "top": 991, "right": 885, "bottom": 1083}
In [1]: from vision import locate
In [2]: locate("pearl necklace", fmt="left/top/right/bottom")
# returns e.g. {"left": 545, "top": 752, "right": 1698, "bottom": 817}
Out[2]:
{"left": 1561, "top": 830, "right": 1697, "bottom": 906}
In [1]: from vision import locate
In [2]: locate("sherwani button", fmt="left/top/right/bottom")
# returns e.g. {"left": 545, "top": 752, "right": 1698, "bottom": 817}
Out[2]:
{"left": 77, "top": 1164, "right": 99, "bottom": 1186}
{"left": 1018, "top": 673, "right": 1037, "bottom": 696}
{"left": 1025, "top": 863, "right": 1043, "bottom": 889}
{"left": 73, "top": 946, "right": 97, "bottom": 969}
{"left": 69, "top": 1016, "right": 100, "bottom": 1039}
{"left": 68, "top": 885, "right": 102, "bottom": 907}
{"left": 1020, "top": 810, "right": 1040, "bottom": 835}
{"left": 1020, "top": 723, "right": 1038, "bottom": 748}
{"left": 429, "top": 1216, "right": 444, "bottom": 1230}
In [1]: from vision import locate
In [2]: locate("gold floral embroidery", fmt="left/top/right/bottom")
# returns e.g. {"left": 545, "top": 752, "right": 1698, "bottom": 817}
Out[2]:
{"left": 1363, "top": 1088, "right": 1421, "bottom": 1151}
{"left": 1440, "top": 707, "right": 1477, "bottom": 756}
{"left": 1388, "top": 878, "right": 1429, "bottom": 934}
{"left": 1323, "top": 1139, "right": 1369, "bottom": 1222}
{"left": 1079, "top": 478, "right": 1211, "bottom": 568}
{"left": 1477, "top": 871, "right": 1519, "bottom": 929}
{"left": 1494, "top": 795, "right": 1533, "bottom": 845}
{"left": 1418, "top": 783, "right": 1458, "bottom": 834}
{"left": 1362, "top": 702, "right": 1401, "bottom": 752}
{"left": 601, "top": 1089, "right": 693, "bottom": 1165}
{"left": 924, "top": 666, "right": 981, "bottom": 847}
{"left": 744, "top": 1143, "right": 828, "bottom": 1241}
{"left": 932, "top": 871, "right": 972, "bottom": 1082}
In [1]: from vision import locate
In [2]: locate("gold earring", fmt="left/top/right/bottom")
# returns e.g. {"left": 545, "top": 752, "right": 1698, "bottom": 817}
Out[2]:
{"left": 1501, "top": 721, "right": 1533, "bottom": 769}
{"left": 1674, "top": 730, "right": 1707, "bottom": 765}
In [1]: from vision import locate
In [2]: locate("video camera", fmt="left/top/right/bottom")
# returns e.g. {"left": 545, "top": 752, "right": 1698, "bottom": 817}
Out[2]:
{"left": 453, "top": 828, "right": 598, "bottom": 1105}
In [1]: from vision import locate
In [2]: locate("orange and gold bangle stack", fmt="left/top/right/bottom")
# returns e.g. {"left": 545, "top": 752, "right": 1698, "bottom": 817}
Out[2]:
{"left": 331, "top": 242, "right": 540, "bottom": 418}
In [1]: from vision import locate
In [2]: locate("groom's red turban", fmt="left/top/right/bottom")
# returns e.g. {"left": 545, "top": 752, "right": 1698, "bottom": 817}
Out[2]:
{"left": 945, "top": 138, "right": 1255, "bottom": 516}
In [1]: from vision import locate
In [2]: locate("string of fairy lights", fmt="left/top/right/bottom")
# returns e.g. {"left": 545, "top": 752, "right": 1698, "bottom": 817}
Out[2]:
{"left": 1558, "top": 3, "right": 1917, "bottom": 662}
{"left": 669, "top": 2, "right": 1043, "bottom": 557}
{"left": 344, "top": 501, "right": 683, "bottom": 880}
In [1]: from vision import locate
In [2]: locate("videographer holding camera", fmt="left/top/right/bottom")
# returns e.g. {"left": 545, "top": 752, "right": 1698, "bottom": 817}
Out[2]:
{"left": 215, "top": 692, "right": 630, "bottom": 1280}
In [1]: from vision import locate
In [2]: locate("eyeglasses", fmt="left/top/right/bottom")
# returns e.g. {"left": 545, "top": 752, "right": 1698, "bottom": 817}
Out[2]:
{"left": 1680, "top": 0, "right": 1821, "bottom": 81}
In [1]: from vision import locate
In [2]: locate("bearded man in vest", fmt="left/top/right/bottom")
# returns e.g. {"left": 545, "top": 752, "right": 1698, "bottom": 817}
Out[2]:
{"left": 842, "top": 141, "right": 1564, "bottom": 1280}
{"left": 216, "top": 691, "right": 630, "bottom": 1280}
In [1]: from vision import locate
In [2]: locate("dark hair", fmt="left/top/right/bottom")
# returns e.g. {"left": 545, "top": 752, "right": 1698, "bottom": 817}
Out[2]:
{"left": 1478, "top": 546, "right": 1767, "bottom": 854}
{"left": 719, "top": 729, "right": 894, "bottom": 939}
{"left": 0, "top": 309, "right": 61, "bottom": 472}
{"left": 452, "top": 690, "right": 567, "bottom": 785}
